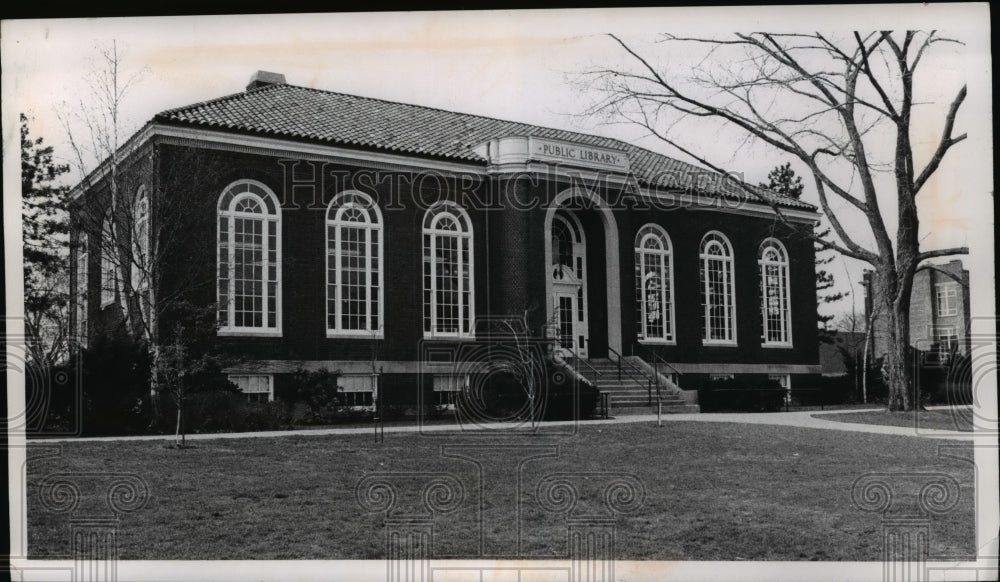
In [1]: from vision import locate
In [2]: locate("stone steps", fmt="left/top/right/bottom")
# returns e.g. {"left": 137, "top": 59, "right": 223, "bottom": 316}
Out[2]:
{"left": 569, "top": 357, "right": 695, "bottom": 411}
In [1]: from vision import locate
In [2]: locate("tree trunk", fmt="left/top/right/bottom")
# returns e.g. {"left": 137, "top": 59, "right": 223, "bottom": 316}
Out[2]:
{"left": 882, "top": 296, "right": 916, "bottom": 412}
{"left": 175, "top": 398, "right": 184, "bottom": 448}
{"left": 150, "top": 343, "right": 161, "bottom": 414}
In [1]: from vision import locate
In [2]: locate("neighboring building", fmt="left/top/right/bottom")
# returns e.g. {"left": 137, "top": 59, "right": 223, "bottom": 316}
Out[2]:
{"left": 68, "top": 71, "right": 822, "bottom": 410}
{"left": 863, "top": 260, "right": 971, "bottom": 362}
{"left": 819, "top": 331, "right": 867, "bottom": 377}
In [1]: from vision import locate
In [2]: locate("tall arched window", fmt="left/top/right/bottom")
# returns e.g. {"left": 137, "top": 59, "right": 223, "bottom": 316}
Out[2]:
{"left": 423, "top": 201, "right": 474, "bottom": 338}
{"left": 700, "top": 231, "right": 736, "bottom": 344}
{"left": 759, "top": 238, "right": 792, "bottom": 346}
{"left": 100, "top": 212, "right": 117, "bottom": 308}
{"left": 327, "top": 191, "right": 383, "bottom": 336}
{"left": 635, "top": 224, "right": 675, "bottom": 343}
{"left": 132, "top": 187, "right": 151, "bottom": 328}
{"left": 217, "top": 180, "right": 281, "bottom": 335}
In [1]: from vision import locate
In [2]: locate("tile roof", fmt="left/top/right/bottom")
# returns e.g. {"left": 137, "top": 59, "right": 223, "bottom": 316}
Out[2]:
{"left": 155, "top": 83, "right": 815, "bottom": 211}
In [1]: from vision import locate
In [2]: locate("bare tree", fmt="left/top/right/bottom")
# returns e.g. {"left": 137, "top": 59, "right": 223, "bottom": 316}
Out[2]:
{"left": 59, "top": 42, "right": 224, "bottom": 432}
{"left": 58, "top": 41, "right": 150, "bottom": 338}
{"left": 584, "top": 31, "right": 968, "bottom": 411}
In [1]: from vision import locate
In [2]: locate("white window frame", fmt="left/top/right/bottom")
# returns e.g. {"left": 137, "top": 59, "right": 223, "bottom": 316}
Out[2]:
{"left": 217, "top": 179, "right": 282, "bottom": 337}
{"left": 228, "top": 374, "right": 274, "bottom": 403}
{"left": 433, "top": 374, "right": 468, "bottom": 408}
{"left": 422, "top": 201, "right": 475, "bottom": 339}
{"left": 935, "top": 326, "right": 958, "bottom": 357}
{"left": 76, "top": 232, "right": 89, "bottom": 348}
{"left": 759, "top": 238, "right": 793, "bottom": 347}
{"left": 100, "top": 213, "right": 117, "bottom": 308}
{"left": 700, "top": 231, "right": 737, "bottom": 345}
{"left": 935, "top": 283, "right": 958, "bottom": 317}
{"left": 635, "top": 224, "right": 675, "bottom": 344}
{"left": 326, "top": 191, "right": 384, "bottom": 338}
{"left": 339, "top": 374, "right": 377, "bottom": 407}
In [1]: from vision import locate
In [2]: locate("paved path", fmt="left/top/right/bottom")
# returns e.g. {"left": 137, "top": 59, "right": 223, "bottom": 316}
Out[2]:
{"left": 28, "top": 406, "right": 976, "bottom": 443}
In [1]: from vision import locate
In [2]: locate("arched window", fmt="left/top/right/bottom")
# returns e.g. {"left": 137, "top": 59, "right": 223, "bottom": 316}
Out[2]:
{"left": 217, "top": 180, "right": 281, "bottom": 334}
{"left": 423, "top": 202, "right": 474, "bottom": 337}
{"left": 551, "top": 214, "right": 579, "bottom": 271}
{"left": 100, "top": 212, "right": 117, "bottom": 308}
{"left": 132, "top": 187, "right": 150, "bottom": 328}
{"left": 327, "top": 191, "right": 383, "bottom": 336}
{"left": 759, "top": 238, "right": 792, "bottom": 346}
{"left": 635, "top": 224, "right": 675, "bottom": 343}
{"left": 700, "top": 231, "right": 736, "bottom": 344}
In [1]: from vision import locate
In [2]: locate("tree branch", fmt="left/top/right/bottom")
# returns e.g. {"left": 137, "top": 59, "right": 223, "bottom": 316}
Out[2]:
{"left": 916, "top": 247, "right": 969, "bottom": 262}
{"left": 913, "top": 85, "right": 968, "bottom": 195}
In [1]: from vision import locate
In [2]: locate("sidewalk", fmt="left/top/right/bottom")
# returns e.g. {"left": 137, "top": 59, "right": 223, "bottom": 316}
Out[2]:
{"left": 28, "top": 406, "right": 976, "bottom": 443}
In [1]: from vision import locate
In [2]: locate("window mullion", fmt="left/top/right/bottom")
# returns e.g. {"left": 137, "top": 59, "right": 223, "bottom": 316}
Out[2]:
{"left": 457, "top": 234, "right": 465, "bottom": 336}
{"left": 228, "top": 215, "right": 236, "bottom": 328}
{"left": 335, "top": 222, "right": 342, "bottom": 331}
{"left": 430, "top": 233, "right": 437, "bottom": 335}
{"left": 365, "top": 226, "right": 372, "bottom": 331}
{"left": 262, "top": 217, "right": 269, "bottom": 330}
{"left": 726, "top": 258, "right": 733, "bottom": 341}
{"left": 639, "top": 251, "right": 646, "bottom": 340}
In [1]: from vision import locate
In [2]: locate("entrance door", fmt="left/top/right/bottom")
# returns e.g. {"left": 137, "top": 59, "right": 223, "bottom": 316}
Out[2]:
{"left": 555, "top": 290, "right": 587, "bottom": 357}
{"left": 551, "top": 212, "right": 588, "bottom": 358}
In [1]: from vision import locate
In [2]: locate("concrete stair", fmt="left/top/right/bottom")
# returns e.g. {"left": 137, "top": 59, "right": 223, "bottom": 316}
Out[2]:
{"left": 569, "top": 357, "right": 699, "bottom": 414}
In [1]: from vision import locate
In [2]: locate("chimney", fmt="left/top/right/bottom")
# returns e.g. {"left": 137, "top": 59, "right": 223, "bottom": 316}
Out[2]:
{"left": 246, "top": 70, "right": 287, "bottom": 91}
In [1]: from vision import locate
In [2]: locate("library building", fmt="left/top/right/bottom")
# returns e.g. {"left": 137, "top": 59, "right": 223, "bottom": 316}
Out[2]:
{"left": 70, "top": 71, "right": 823, "bottom": 416}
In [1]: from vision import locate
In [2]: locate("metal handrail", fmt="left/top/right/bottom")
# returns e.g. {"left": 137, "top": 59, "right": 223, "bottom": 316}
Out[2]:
{"left": 646, "top": 351, "right": 683, "bottom": 377}
{"left": 607, "top": 345, "right": 648, "bottom": 383}
{"left": 572, "top": 351, "right": 603, "bottom": 377}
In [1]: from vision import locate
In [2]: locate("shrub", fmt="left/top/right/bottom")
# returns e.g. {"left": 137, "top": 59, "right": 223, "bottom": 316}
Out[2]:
{"left": 540, "top": 361, "right": 599, "bottom": 420}
{"left": 74, "top": 337, "right": 153, "bottom": 435}
{"left": 286, "top": 368, "right": 343, "bottom": 425}
{"left": 792, "top": 375, "right": 855, "bottom": 407}
{"left": 25, "top": 359, "right": 81, "bottom": 434}
{"left": 155, "top": 389, "right": 294, "bottom": 433}
{"left": 696, "top": 377, "right": 785, "bottom": 412}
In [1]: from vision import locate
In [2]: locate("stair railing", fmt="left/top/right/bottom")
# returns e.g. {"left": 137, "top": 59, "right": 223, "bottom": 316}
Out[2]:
{"left": 571, "top": 346, "right": 602, "bottom": 378}
{"left": 608, "top": 346, "right": 659, "bottom": 405}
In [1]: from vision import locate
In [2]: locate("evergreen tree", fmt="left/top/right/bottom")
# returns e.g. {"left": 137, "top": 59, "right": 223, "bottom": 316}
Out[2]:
{"left": 21, "top": 113, "right": 71, "bottom": 364}
{"left": 760, "top": 163, "right": 845, "bottom": 343}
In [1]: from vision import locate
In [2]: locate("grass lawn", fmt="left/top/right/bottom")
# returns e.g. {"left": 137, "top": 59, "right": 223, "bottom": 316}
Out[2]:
{"left": 812, "top": 408, "right": 975, "bottom": 432}
{"left": 25, "top": 421, "right": 975, "bottom": 561}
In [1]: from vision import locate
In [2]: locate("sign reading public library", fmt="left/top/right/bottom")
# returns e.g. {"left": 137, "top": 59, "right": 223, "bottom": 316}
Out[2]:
{"left": 529, "top": 137, "right": 630, "bottom": 172}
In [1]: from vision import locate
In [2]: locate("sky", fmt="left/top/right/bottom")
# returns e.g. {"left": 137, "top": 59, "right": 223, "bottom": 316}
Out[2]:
{"left": 2, "top": 5, "right": 994, "bottom": 323}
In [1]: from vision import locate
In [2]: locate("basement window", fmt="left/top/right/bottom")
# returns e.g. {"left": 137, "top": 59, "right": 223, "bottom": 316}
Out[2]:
{"left": 229, "top": 374, "right": 273, "bottom": 403}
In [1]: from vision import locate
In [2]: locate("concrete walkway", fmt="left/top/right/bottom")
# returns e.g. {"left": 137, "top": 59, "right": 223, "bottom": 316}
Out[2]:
{"left": 28, "top": 406, "right": 976, "bottom": 443}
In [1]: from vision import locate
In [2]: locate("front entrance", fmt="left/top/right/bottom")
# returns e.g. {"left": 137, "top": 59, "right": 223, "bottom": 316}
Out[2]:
{"left": 551, "top": 212, "right": 588, "bottom": 357}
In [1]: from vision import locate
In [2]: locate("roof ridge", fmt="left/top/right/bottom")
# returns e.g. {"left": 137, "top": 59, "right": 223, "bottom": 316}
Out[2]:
{"left": 155, "top": 82, "right": 284, "bottom": 119}
{"left": 165, "top": 81, "right": 640, "bottom": 153}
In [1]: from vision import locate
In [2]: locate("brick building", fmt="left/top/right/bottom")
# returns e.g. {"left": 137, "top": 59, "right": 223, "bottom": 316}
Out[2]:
{"left": 863, "top": 260, "right": 971, "bottom": 361}
{"left": 68, "top": 71, "right": 822, "bottom": 412}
